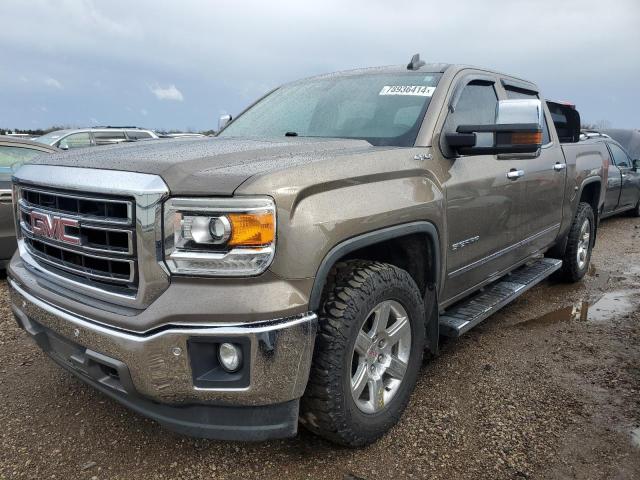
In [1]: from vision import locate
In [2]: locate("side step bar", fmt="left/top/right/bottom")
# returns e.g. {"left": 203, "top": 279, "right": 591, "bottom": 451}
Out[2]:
{"left": 439, "top": 258, "right": 562, "bottom": 337}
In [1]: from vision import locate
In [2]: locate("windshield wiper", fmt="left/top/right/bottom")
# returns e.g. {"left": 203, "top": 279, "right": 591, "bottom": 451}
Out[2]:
{"left": 285, "top": 131, "right": 298, "bottom": 137}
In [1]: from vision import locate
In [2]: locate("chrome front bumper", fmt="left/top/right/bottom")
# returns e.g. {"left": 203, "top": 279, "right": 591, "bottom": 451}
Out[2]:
{"left": 9, "top": 277, "right": 317, "bottom": 406}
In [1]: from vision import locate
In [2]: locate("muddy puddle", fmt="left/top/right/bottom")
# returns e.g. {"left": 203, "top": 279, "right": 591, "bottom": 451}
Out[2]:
{"left": 515, "top": 290, "right": 637, "bottom": 327}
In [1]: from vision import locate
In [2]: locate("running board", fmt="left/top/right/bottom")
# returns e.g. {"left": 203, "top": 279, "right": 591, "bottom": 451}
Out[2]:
{"left": 439, "top": 258, "right": 562, "bottom": 337}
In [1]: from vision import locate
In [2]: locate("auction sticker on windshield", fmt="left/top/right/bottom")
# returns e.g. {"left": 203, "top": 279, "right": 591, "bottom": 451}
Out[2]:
{"left": 379, "top": 85, "right": 435, "bottom": 96}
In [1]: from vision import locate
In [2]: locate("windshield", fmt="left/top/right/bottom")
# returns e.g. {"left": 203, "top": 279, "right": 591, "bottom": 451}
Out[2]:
{"left": 219, "top": 72, "right": 442, "bottom": 146}
{"left": 33, "top": 130, "right": 68, "bottom": 145}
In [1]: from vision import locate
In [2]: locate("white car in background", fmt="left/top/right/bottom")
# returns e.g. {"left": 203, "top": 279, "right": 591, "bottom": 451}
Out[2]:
{"left": 34, "top": 126, "right": 159, "bottom": 150}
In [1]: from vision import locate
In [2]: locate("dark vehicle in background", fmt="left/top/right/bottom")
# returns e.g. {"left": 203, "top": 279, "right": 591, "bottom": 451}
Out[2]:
{"left": 601, "top": 129, "right": 640, "bottom": 161}
{"left": 34, "top": 127, "right": 159, "bottom": 149}
{"left": 584, "top": 131, "right": 640, "bottom": 218}
{"left": 0, "top": 137, "right": 60, "bottom": 267}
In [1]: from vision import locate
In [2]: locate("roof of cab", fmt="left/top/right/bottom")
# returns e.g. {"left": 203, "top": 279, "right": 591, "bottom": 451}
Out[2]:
{"left": 296, "top": 62, "right": 538, "bottom": 91}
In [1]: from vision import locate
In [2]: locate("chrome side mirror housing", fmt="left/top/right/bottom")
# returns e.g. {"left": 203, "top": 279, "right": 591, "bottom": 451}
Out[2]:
{"left": 446, "top": 99, "right": 544, "bottom": 157}
{"left": 495, "top": 99, "right": 544, "bottom": 126}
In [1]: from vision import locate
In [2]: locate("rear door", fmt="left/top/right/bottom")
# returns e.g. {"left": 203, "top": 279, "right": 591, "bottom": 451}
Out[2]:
{"left": 607, "top": 142, "right": 639, "bottom": 210}
{"left": 438, "top": 75, "right": 525, "bottom": 302}
{"left": 499, "top": 82, "right": 565, "bottom": 255}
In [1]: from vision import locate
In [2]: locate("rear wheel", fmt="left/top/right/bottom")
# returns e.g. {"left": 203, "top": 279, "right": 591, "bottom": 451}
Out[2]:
{"left": 300, "top": 260, "right": 426, "bottom": 447}
{"left": 558, "top": 202, "right": 594, "bottom": 282}
{"left": 631, "top": 198, "right": 640, "bottom": 218}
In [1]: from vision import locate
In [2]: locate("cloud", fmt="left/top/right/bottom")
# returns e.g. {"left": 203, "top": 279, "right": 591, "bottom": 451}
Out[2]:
{"left": 44, "top": 77, "right": 63, "bottom": 89}
{"left": 150, "top": 84, "right": 183, "bottom": 101}
{"left": 0, "top": 0, "right": 638, "bottom": 129}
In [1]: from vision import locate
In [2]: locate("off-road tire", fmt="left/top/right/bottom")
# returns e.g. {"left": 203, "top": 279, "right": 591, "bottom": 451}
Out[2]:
{"left": 558, "top": 202, "right": 595, "bottom": 282}
{"left": 300, "top": 260, "right": 426, "bottom": 447}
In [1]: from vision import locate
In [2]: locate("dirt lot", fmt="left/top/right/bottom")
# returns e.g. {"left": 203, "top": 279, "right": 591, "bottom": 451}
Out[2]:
{"left": 0, "top": 216, "right": 639, "bottom": 480}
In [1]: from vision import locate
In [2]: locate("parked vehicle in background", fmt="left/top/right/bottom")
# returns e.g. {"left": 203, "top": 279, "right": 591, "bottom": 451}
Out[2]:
{"left": 601, "top": 129, "right": 640, "bottom": 161}
{"left": 4, "top": 133, "right": 33, "bottom": 138}
{"left": 583, "top": 131, "right": 640, "bottom": 218}
{"left": 8, "top": 57, "right": 606, "bottom": 446}
{"left": 34, "top": 127, "right": 159, "bottom": 149}
{"left": 0, "top": 137, "right": 60, "bottom": 268}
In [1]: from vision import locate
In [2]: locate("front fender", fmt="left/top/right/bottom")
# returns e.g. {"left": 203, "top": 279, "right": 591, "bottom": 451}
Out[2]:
{"left": 268, "top": 173, "right": 445, "bottom": 282}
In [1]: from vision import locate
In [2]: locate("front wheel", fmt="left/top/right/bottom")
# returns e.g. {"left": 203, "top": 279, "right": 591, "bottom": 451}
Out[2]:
{"left": 300, "top": 260, "right": 426, "bottom": 447}
{"left": 558, "top": 202, "right": 595, "bottom": 282}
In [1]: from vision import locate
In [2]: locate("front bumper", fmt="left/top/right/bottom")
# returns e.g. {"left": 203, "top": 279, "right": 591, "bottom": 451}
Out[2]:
{"left": 9, "top": 277, "right": 318, "bottom": 439}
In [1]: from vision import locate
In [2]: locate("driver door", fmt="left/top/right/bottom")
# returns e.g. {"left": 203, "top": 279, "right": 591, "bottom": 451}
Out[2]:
{"left": 438, "top": 76, "right": 526, "bottom": 303}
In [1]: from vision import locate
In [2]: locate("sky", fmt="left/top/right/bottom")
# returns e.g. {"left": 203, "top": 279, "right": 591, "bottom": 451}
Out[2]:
{"left": 1, "top": 0, "right": 639, "bottom": 131}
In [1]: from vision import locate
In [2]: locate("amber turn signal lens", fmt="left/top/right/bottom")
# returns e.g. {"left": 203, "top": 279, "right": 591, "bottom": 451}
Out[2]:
{"left": 228, "top": 211, "right": 275, "bottom": 246}
{"left": 511, "top": 131, "right": 543, "bottom": 145}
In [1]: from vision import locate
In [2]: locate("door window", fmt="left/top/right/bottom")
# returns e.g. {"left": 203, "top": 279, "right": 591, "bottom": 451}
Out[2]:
{"left": 126, "top": 130, "right": 152, "bottom": 140}
{"left": 93, "top": 131, "right": 126, "bottom": 145}
{"left": 58, "top": 133, "right": 92, "bottom": 149}
{"left": 444, "top": 81, "right": 497, "bottom": 148}
{"left": 608, "top": 143, "right": 631, "bottom": 168}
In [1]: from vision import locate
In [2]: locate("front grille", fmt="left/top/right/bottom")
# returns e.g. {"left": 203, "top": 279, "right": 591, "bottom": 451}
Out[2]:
{"left": 18, "top": 186, "right": 137, "bottom": 293}
{"left": 22, "top": 188, "right": 131, "bottom": 224}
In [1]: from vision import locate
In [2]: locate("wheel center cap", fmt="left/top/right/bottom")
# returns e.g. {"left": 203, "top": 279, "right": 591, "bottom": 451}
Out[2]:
{"left": 366, "top": 345, "right": 379, "bottom": 362}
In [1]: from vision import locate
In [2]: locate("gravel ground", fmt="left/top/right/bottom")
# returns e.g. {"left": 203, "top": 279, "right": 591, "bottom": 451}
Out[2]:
{"left": 0, "top": 216, "right": 639, "bottom": 480}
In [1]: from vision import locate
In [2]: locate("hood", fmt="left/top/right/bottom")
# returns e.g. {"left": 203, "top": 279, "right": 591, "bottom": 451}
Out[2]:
{"left": 25, "top": 136, "right": 375, "bottom": 195}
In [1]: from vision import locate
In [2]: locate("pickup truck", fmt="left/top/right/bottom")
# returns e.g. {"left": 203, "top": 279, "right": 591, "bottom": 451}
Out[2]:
{"left": 8, "top": 56, "right": 608, "bottom": 447}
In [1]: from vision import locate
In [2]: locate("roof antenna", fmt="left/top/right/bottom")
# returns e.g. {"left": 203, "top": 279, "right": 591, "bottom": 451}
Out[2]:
{"left": 407, "top": 53, "right": 425, "bottom": 70}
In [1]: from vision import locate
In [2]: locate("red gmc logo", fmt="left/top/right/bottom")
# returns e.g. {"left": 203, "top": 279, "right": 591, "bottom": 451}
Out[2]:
{"left": 30, "top": 211, "right": 81, "bottom": 246}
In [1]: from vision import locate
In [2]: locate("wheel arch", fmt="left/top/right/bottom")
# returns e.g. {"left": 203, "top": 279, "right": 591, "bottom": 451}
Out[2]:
{"left": 578, "top": 177, "right": 602, "bottom": 217}
{"left": 550, "top": 177, "right": 602, "bottom": 259}
{"left": 308, "top": 221, "right": 441, "bottom": 354}
{"left": 577, "top": 178, "right": 602, "bottom": 246}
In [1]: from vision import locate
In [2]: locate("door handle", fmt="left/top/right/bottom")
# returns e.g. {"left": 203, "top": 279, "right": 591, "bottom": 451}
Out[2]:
{"left": 553, "top": 163, "right": 567, "bottom": 171}
{"left": 621, "top": 173, "right": 627, "bottom": 178}
{"left": 506, "top": 169, "right": 525, "bottom": 180}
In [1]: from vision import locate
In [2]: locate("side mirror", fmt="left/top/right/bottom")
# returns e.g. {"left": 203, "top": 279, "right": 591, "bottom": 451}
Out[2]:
{"left": 59, "top": 143, "right": 69, "bottom": 150}
{"left": 633, "top": 159, "right": 639, "bottom": 171}
{"left": 218, "top": 114, "right": 232, "bottom": 131}
{"left": 445, "top": 99, "right": 543, "bottom": 156}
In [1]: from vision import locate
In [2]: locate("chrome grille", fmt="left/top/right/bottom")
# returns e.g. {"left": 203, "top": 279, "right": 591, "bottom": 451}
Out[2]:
{"left": 21, "top": 187, "right": 132, "bottom": 224}
{"left": 18, "top": 187, "right": 137, "bottom": 292}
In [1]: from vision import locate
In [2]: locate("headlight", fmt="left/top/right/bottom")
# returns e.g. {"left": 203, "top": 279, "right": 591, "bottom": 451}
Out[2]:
{"left": 163, "top": 197, "right": 275, "bottom": 276}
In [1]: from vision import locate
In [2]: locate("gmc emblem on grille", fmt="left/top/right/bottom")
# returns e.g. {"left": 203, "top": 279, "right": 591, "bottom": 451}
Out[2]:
{"left": 30, "top": 211, "right": 81, "bottom": 246}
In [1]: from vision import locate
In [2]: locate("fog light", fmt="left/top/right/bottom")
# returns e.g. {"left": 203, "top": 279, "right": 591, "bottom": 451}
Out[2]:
{"left": 218, "top": 342, "right": 242, "bottom": 372}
